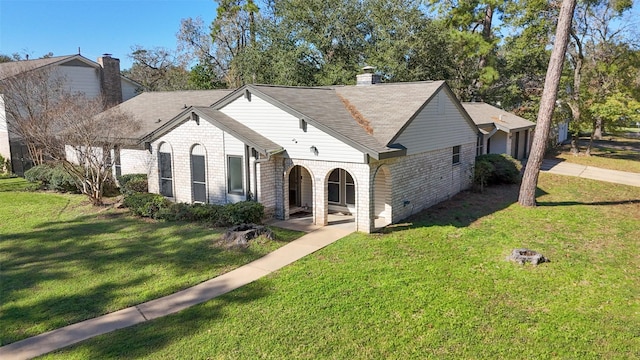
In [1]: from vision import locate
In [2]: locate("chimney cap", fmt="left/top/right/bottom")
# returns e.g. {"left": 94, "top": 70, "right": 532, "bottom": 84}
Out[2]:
{"left": 102, "top": 53, "right": 112, "bottom": 58}
{"left": 362, "top": 65, "right": 375, "bottom": 73}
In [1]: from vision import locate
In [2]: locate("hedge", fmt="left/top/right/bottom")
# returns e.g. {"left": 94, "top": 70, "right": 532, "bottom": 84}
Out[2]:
{"left": 123, "top": 192, "right": 264, "bottom": 226}
{"left": 24, "top": 164, "right": 81, "bottom": 193}
{"left": 473, "top": 154, "right": 522, "bottom": 191}
{"left": 118, "top": 173, "right": 148, "bottom": 195}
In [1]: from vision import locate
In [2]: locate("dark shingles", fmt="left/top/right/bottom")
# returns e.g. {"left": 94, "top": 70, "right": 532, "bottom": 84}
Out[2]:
{"left": 462, "top": 102, "right": 536, "bottom": 131}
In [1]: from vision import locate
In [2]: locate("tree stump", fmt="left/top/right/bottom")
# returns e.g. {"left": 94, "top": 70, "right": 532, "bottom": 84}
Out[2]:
{"left": 221, "top": 224, "right": 274, "bottom": 248}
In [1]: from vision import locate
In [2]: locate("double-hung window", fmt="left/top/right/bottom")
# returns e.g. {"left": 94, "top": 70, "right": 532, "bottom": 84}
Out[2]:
{"left": 227, "top": 155, "right": 244, "bottom": 195}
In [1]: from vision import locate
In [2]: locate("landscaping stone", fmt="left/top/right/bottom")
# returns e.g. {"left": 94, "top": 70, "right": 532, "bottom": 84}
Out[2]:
{"left": 222, "top": 224, "right": 274, "bottom": 248}
{"left": 508, "top": 248, "right": 549, "bottom": 265}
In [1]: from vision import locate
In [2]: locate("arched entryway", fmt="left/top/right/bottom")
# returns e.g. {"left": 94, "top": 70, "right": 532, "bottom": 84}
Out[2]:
{"left": 287, "top": 165, "right": 313, "bottom": 218}
{"left": 325, "top": 168, "right": 356, "bottom": 225}
{"left": 373, "top": 166, "right": 392, "bottom": 228}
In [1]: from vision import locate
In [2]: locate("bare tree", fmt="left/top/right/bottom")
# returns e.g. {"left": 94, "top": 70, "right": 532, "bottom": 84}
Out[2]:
{"left": 1, "top": 65, "right": 69, "bottom": 167}
{"left": 43, "top": 95, "right": 139, "bottom": 205}
{"left": 518, "top": 0, "right": 577, "bottom": 207}
{"left": 1, "top": 65, "right": 138, "bottom": 205}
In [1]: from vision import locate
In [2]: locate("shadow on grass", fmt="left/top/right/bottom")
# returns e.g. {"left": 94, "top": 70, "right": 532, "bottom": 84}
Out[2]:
{"left": 381, "top": 183, "right": 545, "bottom": 233}
{"left": 51, "top": 282, "right": 270, "bottom": 359}
{"left": 0, "top": 211, "right": 272, "bottom": 345}
{"left": 538, "top": 199, "right": 640, "bottom": 206}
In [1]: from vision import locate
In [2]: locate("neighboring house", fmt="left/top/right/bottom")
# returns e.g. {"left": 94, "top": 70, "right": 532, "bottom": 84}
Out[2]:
{"left": 115, "top": 75, "right": 478, "bottom": 233}
{"left": 462, "top": 102, "right": 536, "bottom": 160}
{"left": 0, "top": 54, "right": 141, "bottom": 175}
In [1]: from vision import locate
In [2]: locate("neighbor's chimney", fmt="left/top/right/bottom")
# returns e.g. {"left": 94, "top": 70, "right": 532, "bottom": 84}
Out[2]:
{"left": 356, "top": 66, "right": 380, "bottom": 86}
{"left": 97, "top": 54, "right": 123, "bottom": 107}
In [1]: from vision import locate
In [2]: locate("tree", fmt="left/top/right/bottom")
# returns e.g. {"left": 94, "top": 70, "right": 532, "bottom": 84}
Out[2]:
{"left": 519, "top": 0, "right": 577, "bottom": 207}
{"left": 124, "top": 46, "right": 191, "bottom": 91}
{"left": 0, "top": 64, "right": 66, "bottom": 167}
{"left": 1, "top": 65, "right": 138, "bottom": 205}
{"left": 40, "top": 95, "right": 139, "bottom": 205}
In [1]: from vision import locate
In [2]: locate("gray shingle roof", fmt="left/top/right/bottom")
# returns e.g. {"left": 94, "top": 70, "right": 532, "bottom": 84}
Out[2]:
{"left": 104, "top": 89, "right": 233, "bottom": 141}
{"left": 462, "top": 102, "right": 536, "bottom": 131}
{"left": 226, "top": 81, "right": 447, "bottom": 158}
{"left": 0, "top": 55, "right": 86, "bottom": 81}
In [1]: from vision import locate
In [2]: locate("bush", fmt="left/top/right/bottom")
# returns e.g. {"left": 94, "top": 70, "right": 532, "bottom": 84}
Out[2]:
{"left": 124, "top": 192, "right": 265, "bottom": 227}
{"left": 473, "top": 154, "right": 522, "bottom": 189}
{"left": 24, "top": 164, "right": 81, "bottom": 193}
{"left": 118, "top": 173, "right": 148, "bottom": 195}
{"left": 123, "top": 192, "right": 170, "bottom": 219}
{"left": 223, "top": 201, "right": 264, "bottom": 225}
{"left": 0, "top": 154, "right": 11, "bottom": 174}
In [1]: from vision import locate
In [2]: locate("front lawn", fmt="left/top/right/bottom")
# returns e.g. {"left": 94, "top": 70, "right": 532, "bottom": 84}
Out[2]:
{"left": 0, "top": 186, "right": 302, "bottom": 346}
{"left": 549, "top": 135, "right": 640, "bottom": 173}
{"left": 44, "top": 173, "right": 640, "bottom": 359}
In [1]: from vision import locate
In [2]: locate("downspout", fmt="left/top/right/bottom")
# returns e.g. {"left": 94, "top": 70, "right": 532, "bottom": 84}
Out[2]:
{"left": 244, "top": 145, "right": 251, "bottom": 200}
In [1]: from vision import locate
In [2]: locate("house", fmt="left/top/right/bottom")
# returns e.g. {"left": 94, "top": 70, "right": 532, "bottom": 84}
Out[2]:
{"left": 462, "top": 102, "right": 536, "bottom": 160}
{"left": 0, "top": 54, "right": 141, "bottom": 175}
{"left": 116, "top": 75, "right": 479, "bottom": 233}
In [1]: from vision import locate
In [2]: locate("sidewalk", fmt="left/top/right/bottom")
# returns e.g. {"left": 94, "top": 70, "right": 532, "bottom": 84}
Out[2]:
{"left": 0, "top": 220, "right": 354, "bottom": 360}
{"left": 540, "top": 159, "right": 640, "bottom": 187}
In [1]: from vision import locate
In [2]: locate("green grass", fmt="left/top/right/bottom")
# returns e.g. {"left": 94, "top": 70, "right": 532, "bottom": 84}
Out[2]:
{"left": 550, "top": 135, "right": 640, "bottom": 173}
{"left": 0, "top": 177, "right": 38, "bottom": 192}
{"left": 0, "top": 185, "right": 303, "bottom": 346}
{"left": 42, "top": 174, "right": 640, "bottom": 359}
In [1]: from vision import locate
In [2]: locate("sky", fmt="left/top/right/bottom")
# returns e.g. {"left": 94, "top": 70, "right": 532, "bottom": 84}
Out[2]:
{"left": 0, "top": 0, "right": 217, "bottom": 70}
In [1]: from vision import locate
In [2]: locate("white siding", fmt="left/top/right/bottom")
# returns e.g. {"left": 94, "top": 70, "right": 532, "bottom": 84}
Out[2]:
{"left": 121, "top": 80, "right": 139, "bottom": 101}
{"left": 220, "top": 95, "right": 365, "bottom": 163}
{"left": 394, "top": 90, "right": 478, "bottom": 155}
{"left": 58, "top": 65, "right": 101, "bottom": 98}
{"left": 488, "top": 132, "right": 507, "bottom": 155}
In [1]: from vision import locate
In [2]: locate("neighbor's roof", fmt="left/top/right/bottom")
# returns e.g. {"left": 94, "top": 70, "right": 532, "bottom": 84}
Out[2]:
{"left": 212, "top": 81, "right": 458, "bottom": 159}
{"left": 104, "top": 89, "right": 234, "bottom": 142}
{"left": 462, "top": 102, "right": 535, "bottom": 132}
{"left": 0, "top": 55, "right": 76, "bottom": 81}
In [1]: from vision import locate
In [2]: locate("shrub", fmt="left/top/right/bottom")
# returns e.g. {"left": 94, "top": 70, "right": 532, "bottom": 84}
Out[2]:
{"left": 24, "top": 164, "right": 80, "bottom": 192}
{"left": 118, "top": 174, "right": 148, "bottom": 195}
{"left": 123, "top": 192, "right": 170, "bottom": 219}
{"left": 124, "top": 193, "right": 265, "bottom": 227}
{"left": 222, "top": 201, "right": 264, "bottom": 225}
{"left": 0, "top": 154, "right": 11, "bottom": 174}
{"left": 473, "top": 154, "right": 521, "bottom": 189}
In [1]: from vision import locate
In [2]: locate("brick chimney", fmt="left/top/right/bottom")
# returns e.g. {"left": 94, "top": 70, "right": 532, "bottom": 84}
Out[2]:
{"left": 97, "top": 54, "right": 123, "bottom": 107}
{"left": 356, "top": 66, "right": 380, "bottom": 86}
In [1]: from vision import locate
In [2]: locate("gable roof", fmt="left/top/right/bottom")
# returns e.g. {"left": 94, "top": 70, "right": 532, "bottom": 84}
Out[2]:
{"left": 212, "top": 81, "right": 464, "bottom": 160}
{"left": 0, "top": 54, "right": 141, "bottom": 88}
{"left": 142, "top": 106, "right": 282, "bottom": 156}
{"left": 101, "top": 89, "right": 233, "bottom": 145}
{"left": 462, "top": 102, "right": 536, "bottom": 132}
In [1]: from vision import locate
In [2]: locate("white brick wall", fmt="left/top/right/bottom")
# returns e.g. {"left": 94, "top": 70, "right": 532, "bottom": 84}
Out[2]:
{"left": 371, "top": 142, "right": 475, "bottom": 225}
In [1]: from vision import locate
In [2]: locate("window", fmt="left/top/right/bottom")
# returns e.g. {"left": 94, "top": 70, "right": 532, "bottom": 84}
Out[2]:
{"left": 345, "top": 171, "right": 355, "bottom": 205}
{"left": 476, "top": 134, "right": 484, "bottom": 156}
{"left": 158, "top": 143, "right": 173, "bottom": 197}
{"left": 227, "top": 156, "right": 244, "bottom": 195}
{"left": 452, "top": 145, "right": 461, "bottom": 165}
{"left": 328, "top": 169, "right": 355, "bottom": 205}
{"left": 191, "top": 145, "right": 206, "bottom": 203}
{"left": 328, "top": 169, "right": 340, "bottom": 203}
{"left": 114, "top": 146, "right": 122, "bottom": 178}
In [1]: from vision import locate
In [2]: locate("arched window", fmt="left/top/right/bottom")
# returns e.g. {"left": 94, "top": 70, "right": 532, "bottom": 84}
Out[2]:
{"left": 191, "top": 144, "right": 207, "bottom": 203}
{"left": 328, "top": 168, "right": 355, "bottom": 206}
{"left": 158, "top": 143, "right": 173, "bottom": 197}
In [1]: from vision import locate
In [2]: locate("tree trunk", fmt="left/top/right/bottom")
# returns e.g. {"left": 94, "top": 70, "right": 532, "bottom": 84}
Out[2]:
{"left": 519, "top": 0, "right": 577, "bottom": 207}
{"left": 593, "top": 117, "right": 603, "bottom": 139}
{"left": 570, "top": 133, "right": 580, "bottom": 154}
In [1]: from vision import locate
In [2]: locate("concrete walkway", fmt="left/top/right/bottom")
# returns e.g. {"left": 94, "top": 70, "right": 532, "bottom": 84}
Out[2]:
{"left": 0, "top": 220, "right": 354, "bottom": 360}
{"left": 540, "top": 159, "right": 640, "bottom": 187}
